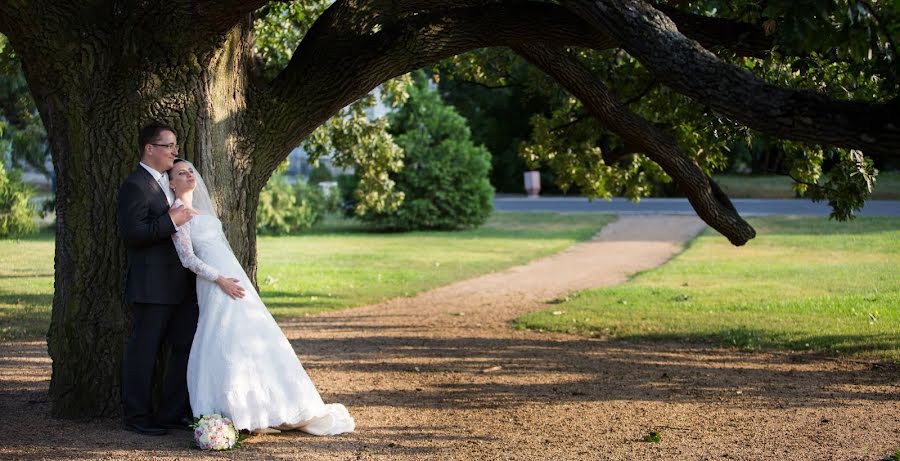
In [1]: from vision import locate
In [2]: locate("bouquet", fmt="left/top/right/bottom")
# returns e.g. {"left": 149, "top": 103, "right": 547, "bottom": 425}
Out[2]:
{"left": 192, "top": 414, "right": 244, "bottom": 450}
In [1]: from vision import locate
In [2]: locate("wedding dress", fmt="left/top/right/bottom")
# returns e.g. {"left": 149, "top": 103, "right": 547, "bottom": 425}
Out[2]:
{"left": 172, "top": 196, "right": 354, "bottom": 435}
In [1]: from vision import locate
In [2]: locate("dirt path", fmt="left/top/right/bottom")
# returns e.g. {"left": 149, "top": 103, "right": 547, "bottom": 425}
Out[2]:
{"left": 1, "top": 215, "right": 897, "bottom": 460}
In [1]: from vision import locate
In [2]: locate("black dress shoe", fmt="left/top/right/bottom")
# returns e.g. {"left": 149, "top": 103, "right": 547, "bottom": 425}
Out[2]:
{"left": 123, "top": 421, "right": 168, "bottom": 436}
{"left": 159, "top": 416, "right": 194, "bottom": 431}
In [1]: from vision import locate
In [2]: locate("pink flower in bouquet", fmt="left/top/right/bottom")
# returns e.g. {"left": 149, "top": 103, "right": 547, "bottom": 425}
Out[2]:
{"left": 192, "top": 414, "right": 240, "bottom": 450}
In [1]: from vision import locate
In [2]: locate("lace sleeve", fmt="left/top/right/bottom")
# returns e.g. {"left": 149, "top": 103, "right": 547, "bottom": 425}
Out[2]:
{"left": 172, "top": 219, "right": 221, "bottom": 282}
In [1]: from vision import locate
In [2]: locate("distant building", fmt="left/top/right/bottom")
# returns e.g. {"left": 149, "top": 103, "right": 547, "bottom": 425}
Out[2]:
{"left": 286, "top": 86, "right": 393, "bottom": 181}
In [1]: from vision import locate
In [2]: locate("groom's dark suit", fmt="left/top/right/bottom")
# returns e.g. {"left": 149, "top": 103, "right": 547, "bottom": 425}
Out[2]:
{"left": 118, "top": 165, "right": 198, "bottom": 428}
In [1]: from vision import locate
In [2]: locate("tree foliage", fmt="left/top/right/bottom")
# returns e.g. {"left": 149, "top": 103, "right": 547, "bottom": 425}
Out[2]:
{"left": 254, "top": 1, "right": 412, "bottom": 215}
{"left": 354, "top": 73, "right": 494, "bottom": 230}
{"left": 436, "top": 0, "right": 897, "bottom": 219}
{"left": 0, "top": 35, "right": 48, "bottom": 174}
{"left": 256, "top": 174, "right": 328, "bottom": 235}
{"left": 0, "top": 160, "right": 35, "bottom": 238}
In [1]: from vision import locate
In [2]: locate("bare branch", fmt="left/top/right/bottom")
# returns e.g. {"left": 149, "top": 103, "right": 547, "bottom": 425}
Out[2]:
{"left": 515, "top": 43, "right": 757, "bottom": 245}
{"left": 561, "top": 0, "right": 900, "bottom": 157}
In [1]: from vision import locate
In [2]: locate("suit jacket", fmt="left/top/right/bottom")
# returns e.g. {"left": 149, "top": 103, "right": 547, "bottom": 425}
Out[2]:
{"left": 117, "top": 166, "right": 195, "bottom": 305}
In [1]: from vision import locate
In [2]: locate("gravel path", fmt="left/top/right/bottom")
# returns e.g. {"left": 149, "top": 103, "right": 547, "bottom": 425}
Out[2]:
{"left": 1, "top": 215, "right": 897, "bottom": 460}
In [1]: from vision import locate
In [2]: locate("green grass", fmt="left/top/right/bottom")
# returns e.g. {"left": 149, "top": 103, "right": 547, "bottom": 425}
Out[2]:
{"left": 257, "top": 212, "right": 614, "bottom": 319}
{"left": 712, "top": 171, "right": 900, "bottom": 199}
{"left": 514, "top": 216, "right": 900, "bottom": 361}
{"left": 0, "top": 212, "right": 613, "bottom": 341}
{"left": 0, "top": 230, "right": 55, "bottom": 342}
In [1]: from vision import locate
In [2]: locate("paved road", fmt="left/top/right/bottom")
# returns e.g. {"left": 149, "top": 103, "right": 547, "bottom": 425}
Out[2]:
{"left": 494, "top": 196, "right": 900, "bottom": 216}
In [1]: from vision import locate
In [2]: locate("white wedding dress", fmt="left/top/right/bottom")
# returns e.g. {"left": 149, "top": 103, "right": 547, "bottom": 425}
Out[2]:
{"left": 172, "top": 203, "right": 354, "bottom": 435}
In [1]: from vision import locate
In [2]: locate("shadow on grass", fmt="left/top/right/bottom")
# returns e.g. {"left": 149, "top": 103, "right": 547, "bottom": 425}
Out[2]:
{"left": 0, "top": 293, "right": 54, "bottom": 306}
{"left": 260, "top": 290, "right": 349, "bottom": 311}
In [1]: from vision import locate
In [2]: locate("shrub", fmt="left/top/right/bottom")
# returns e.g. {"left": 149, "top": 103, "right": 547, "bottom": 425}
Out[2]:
{"left": 0, "top": 162, "right": 37, "bottom": 238}
{"left": 256, "top": 175, "right": 324, "bottom": 235}
{"left": 357, "top": 73, "right": 494, "bottom": 231}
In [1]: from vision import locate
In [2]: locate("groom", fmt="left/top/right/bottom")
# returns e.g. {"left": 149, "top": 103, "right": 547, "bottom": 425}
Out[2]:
{"left": 117, "top": 122, "right": 198, "bottom": 435}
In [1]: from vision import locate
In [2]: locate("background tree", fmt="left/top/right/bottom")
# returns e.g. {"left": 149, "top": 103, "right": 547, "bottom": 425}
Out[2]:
{"left": 0, "top": 0, "right": 895, "bottom": 418}
{"left": 351, "top": 71, "right": 494, "bottom": 230}
{"left": 0, "top": 36, "right": 49, "bottom": 175}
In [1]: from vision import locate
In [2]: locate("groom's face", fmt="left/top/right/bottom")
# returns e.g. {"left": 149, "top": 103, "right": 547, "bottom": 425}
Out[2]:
{"left": 147, "top": 130, "right": 178, "bottom": 172}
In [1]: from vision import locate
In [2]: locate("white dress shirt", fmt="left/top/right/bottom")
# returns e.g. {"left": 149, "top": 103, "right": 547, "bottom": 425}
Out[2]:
{"left": 139, "top": 162, "right": 174, "bottom": 206}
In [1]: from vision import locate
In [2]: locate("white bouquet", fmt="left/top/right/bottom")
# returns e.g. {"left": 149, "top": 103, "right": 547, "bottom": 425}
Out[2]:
{"left": 192, "top": 414, "right": 243, "bottom": 450}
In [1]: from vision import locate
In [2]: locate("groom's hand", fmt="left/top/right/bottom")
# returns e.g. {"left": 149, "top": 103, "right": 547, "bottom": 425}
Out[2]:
{"left": 216, "top": 276, "right": 246, "bottom": 299}
{"left": 169, "top": 206, "right": 197, "bottom": 227}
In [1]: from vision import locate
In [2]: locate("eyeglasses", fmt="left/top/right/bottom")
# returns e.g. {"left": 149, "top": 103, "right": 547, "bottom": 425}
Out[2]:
{"left": 150, "top": 143, "right": 179, "bottom": 152}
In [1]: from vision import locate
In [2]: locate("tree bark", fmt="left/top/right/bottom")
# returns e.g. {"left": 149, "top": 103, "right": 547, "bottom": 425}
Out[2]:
{"left": 7, "top": 8, "right": 263, "bottom": 417}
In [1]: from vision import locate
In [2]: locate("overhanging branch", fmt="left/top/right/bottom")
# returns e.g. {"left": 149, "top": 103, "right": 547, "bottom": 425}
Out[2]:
{"left": 248, "top": 0, "right": 772, "bottom": 179}
{"left": 515, "top": 43, "right": 756, "bottom": 245}
{"left": 562, "top": 0, "right": 900, "bottom": 157}
{"left": 656, "top": 5, "right": 771, "bottom": 58}
{"left": 248, "top": 1, "right": 614, "bottom": 178}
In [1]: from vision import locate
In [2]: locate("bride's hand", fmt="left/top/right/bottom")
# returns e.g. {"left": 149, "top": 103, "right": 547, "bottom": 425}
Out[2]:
{"left": 216, "top": 276, "right": 246, "bottom": 299}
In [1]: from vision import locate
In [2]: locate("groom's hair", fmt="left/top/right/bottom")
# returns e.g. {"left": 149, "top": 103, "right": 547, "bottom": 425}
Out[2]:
{"left": 138, "top": 121, "right": 176, "bottom": 154}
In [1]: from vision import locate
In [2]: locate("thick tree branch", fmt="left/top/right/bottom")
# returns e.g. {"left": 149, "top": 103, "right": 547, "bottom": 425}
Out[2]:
{"left": 192, "top": 0, "right": 271, "bottom": 34}
{"left": 249, "top": 1, "right": 771, "bottom": 179}
{"left": 562, "top": 0, "right": 900, "bottom": 157}
{"left": 656, "top": 5, "right": 771, "bottom": 58}
{"left": 248, "top": 1, "right": 615, "bottom": 178}
{"left": 515, "top": 43, "right": 756, "bottom": 245}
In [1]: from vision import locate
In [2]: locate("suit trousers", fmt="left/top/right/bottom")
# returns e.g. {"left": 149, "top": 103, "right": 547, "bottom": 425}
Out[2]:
{"left": 122, "top": 299, "right": 199, "bottom": 424}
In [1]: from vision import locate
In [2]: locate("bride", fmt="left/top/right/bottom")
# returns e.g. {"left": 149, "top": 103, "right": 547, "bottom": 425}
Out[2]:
{"left": 166, "top": 159, "right": 354, "bottom": 435}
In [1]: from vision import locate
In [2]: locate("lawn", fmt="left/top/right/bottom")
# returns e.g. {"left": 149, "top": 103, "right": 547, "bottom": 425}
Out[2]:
{"left": 0, "top": 212, "right": 614, "bottom": 341}
{"left": 257, "top": 212, "right": 614, "bottom": 319}
{"left": 514, "top": 216, "right": 900, "bottom": 361}
{"left": 712, "top": 171, "right": 900, "bottom": 199}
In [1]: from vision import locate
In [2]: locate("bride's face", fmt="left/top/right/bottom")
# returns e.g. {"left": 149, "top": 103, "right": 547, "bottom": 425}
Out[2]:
{"left": 169, "top": 162, "right": 197, "bottom": 195}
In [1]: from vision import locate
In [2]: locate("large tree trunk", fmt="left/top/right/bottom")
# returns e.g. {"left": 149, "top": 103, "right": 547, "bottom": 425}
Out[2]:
{"left": 12, "top": 15, "right": 265, "bottom": 417}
